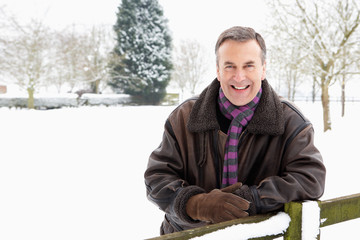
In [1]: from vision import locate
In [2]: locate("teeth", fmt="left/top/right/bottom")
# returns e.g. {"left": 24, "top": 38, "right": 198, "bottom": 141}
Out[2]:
{"left": 233, "top": 85, "right": 248, "bottom": 90}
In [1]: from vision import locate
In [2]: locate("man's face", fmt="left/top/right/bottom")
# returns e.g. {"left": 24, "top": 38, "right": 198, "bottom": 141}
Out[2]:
{"left": 216, "top": 39, "right": 266, "bottom": 106}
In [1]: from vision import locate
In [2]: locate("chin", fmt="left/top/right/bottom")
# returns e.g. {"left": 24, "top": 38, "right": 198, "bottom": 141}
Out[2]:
{"left": 233, "top": 101, "right": 249, "bottom": 107}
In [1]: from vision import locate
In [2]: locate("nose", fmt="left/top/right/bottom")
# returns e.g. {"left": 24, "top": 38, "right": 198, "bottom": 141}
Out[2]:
{"left": 234, "top": 69, "right": 246, "bottom": 81}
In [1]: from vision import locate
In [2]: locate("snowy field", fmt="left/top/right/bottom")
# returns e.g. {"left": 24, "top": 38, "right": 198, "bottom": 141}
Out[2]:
{"left": 0, "top": 101, "right": 360, "bottom": 239}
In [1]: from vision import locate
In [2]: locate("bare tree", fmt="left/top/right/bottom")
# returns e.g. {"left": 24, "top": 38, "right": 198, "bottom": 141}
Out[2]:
{"left": 0, "top": 6, "right": 8, "bottom": 76}
{"left": 53, "top": 25, "right": 87, "bottom": 93}
{"left": 335, "top": 1, "right": 360, "bottom": 117}
{"left": 0, "top": 9, "right": 53, "bottom": 108}
{"left": 267, "top": 31, "right": 307, "bottom": 101}
{"left": 53, "top": 24, "right": 115, "bottom": 94}
{"left": 1, "top": 6, "right": 116, "bottom": 103}
{"left": 82, "top": 25, "right": 115, "bottom": 93}
{"left": 171, "top": 39, "right": 209, "bottom": 99}
{"left": 267, "top": 0, "right": 360, "bottom": 131}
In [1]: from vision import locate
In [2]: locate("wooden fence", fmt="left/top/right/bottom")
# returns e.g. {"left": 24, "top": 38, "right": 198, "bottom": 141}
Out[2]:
{"left": 146, "top": 193, "right": 360, "bottom": 240}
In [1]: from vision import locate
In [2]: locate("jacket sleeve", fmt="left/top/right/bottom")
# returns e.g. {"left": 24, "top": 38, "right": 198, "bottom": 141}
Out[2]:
{"left": 144, "top": 119, "right": 205, "bottom": 226}
{"left": 253, "top": 123, "right": 326, "bottom": 213}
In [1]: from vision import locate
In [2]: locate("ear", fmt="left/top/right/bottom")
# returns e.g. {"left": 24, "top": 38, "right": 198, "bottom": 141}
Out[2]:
{"left": 261, "top": 61, "right": 266, "bottom": 80}
{"left": 216, "top": 64, "right": 220, "bottom": 81}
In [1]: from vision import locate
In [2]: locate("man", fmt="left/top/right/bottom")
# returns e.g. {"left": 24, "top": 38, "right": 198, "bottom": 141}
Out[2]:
{"left": 144, "top": 26, "right": 326, "bottom": 235}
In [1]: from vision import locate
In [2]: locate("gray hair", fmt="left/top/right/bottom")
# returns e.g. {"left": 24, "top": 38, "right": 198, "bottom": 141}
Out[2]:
{"left": 215, "top": 26, "right": 266, "bottom": 65}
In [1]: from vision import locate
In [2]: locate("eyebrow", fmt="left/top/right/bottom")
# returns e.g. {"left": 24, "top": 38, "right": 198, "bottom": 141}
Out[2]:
{"left": 244, "top": 60, "right": 255, "bottom": 65}
{"left": 224, "top": 61, "right": 235, "bottom": 65}
{"left": 223, "top": 60, "right": 256, "bottom": 65}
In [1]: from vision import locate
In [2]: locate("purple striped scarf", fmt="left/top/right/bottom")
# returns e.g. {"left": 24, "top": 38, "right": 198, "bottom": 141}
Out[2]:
{"left": 218, "top": 87, "right": 262, "bottom": 188}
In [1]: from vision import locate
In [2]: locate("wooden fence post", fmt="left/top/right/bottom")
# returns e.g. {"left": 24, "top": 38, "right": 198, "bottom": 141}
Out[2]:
{"left": 320, "top": 193, "right": 360, "bottom": 227}
{"left": 284, "top": 201, "right": 302, "bottom": 240}
{"left": 146, "top": 194, "right": 360, "bottom": 240}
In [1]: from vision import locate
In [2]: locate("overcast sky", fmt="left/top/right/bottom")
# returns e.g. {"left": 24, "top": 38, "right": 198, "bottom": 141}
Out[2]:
{"left": 1, "top": 0, "right": 268, "bottom": 50}
{"left": 1, "top": 0, "right": 270, "bottom": 92}
{"left": 2, "top": 1, "right": 359, "bottom": 99}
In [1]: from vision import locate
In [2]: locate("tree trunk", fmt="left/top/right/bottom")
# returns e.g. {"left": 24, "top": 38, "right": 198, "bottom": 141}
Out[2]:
{"left": 291, "top": 76, "right": 296, "bottom": 102}
{"left": 341, "top": 74, "right": 346, "bottom": 117}
{"left": 27, "top": 87, "right": 35, "bottom": 109}
{"left": 312, "top": 77, "right": 317, "bottom": 103}
{"left": 90, "top": 79, "right": 100, "bottom": 94}
{"left": 321, "top": 81, "right": 331, "bottom": 132}
{"left": 286, "top": 71, "right": 291, "bottom": 100}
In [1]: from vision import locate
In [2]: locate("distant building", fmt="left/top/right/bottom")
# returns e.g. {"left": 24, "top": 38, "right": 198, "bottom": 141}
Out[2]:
{"left": 0, "top": 85, "right": 7, "bottom": 94}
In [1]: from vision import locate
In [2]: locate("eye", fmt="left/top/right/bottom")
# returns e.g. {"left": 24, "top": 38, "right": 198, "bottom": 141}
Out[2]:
{"left": 244, "top": 64, "right": 255, "bottom": 71}
{"left": 224, "top": 65, "right": 235, "bottom": 71}
{"left": 224, "top": 65, "right": 235, "bottom": 72}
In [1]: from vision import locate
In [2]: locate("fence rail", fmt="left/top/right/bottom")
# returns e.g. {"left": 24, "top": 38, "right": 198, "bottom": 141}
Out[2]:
{"left": 146, "top": 193, "right": 360, "bottom": 240}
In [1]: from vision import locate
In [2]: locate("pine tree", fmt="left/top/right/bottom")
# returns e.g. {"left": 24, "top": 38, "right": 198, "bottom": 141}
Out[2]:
{"left": 110, "top": 0, "right": 172, "bottom": 105}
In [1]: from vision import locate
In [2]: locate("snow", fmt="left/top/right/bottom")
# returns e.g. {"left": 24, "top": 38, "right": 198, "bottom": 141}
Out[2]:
{"left": 0, "top": 100, "right": 360, "bottom": 239}
{"left": 194, "top": 212, "right": 290, "bottom": 240}
{"left": 302, "top": 201, "right": 320, "bottom": 239}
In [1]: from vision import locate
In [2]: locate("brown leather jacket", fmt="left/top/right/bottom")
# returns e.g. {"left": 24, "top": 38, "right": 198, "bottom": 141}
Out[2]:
{"left": 145, "top": 79, "right": 326, "bottom": 234}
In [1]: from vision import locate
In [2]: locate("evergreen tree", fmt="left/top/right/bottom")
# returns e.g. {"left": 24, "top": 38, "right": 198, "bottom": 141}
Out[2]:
{"left": 110, "top": 0, "right": 172, "bottom": 105}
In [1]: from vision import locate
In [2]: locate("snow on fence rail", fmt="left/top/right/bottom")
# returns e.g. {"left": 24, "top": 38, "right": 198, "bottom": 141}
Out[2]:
{"left": 146, "top": 193, "right": 360, "bottom": 240}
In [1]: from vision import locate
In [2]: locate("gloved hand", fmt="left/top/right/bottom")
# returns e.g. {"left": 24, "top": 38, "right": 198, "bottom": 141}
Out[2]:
{"left": 233, "top": 184, "right": 257, "bottom": 215}
{"left": 220, "top": 183, "right": 257, "bottom": 216}
{"left": 185, "top": 187, "right": 250, "bottom": 224}
{"left": 221, "top": 182, "right": 243, "bottom": 193}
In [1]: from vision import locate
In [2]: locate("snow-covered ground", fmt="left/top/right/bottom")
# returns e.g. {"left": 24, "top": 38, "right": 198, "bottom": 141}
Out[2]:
{"left": 0, "top": 101, "right": 359, "bottom": 239}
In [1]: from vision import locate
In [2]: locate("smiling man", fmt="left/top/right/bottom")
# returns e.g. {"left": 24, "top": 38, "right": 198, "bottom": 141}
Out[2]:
{"left": 216, "top": 37, "right": 266, "bottom": 107}
{"left": 145, "top": 26, "right": 326, "bottom": 235}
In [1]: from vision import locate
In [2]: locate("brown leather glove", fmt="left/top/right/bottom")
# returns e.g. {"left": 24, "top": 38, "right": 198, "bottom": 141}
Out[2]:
{"left": 221, "top": 182, "right": 243, "bottom": 193}
{"left": 186, "top": 188, "right": 250, "bottom": 224}
{"left": 221, "top": 182, "right": 257, "bottom": 216}
{"left": 233, "top": 185, "right": 257, "bottom": 215}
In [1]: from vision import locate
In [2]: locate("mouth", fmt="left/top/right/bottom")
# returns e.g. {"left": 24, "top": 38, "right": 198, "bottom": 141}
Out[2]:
{"left": 231, "top": 85, "right": 250, "bottom": 90}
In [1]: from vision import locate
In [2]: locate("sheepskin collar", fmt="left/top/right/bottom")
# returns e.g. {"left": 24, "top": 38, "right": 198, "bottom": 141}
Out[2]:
{"left": 187, "top": 79, "right": 285, "bottom": 135}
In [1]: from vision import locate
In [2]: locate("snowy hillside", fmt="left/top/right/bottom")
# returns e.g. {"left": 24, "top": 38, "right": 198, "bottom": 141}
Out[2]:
{"left": 0, "top": 101, "right": 359, "bottom": 239}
